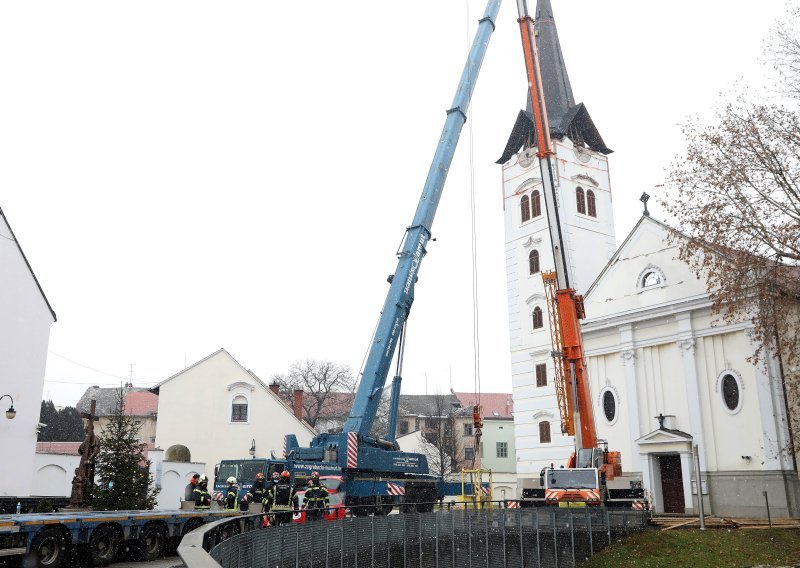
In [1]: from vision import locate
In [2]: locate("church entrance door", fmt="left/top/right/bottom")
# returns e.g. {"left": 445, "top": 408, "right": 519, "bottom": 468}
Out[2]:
{"left": 659, "top": 454, "right": 685, "bottom": 514}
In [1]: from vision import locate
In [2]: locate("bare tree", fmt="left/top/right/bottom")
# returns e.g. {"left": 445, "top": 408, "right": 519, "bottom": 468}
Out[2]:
{"left": 418, "top": 393, "right": 462, "bottom": 478}
{"left": 271, "top": 359, "right": 355, "bottom": 428}
{"left": 661, "top": 3, "right": 800, "bottom": 461}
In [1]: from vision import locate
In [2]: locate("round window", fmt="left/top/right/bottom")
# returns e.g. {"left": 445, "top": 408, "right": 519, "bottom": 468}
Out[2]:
{"left": 642, "top": 271, "right": 661, "bottom": 287}
{"left": 721, "top": 374, "right": 740, "bottom": 411}
{"left": 602, "top": 390, "right": 616, "bottom": 422}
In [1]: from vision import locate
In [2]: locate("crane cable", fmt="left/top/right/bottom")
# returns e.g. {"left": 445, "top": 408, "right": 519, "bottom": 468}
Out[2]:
{"left": 466, "top": 0, "right": 481, "bottom": 407}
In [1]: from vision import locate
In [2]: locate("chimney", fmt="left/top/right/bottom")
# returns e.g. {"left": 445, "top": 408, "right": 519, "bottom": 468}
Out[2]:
{"left": 293, "top": 389, "right": 304, "bottom": 421}
{"left": 269, "top": 381, "right": 280, "bottom": 395}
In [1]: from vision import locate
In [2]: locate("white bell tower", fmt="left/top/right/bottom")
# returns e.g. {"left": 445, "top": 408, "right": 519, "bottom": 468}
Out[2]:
{"left": 497, "top": 0, "right": 617, "bottom": 489}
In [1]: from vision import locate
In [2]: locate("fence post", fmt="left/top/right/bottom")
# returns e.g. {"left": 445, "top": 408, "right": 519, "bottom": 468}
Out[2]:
{"left": 485, "top": 513, "right": 490, "bottom": 568}
{"left": 518, "top": 508, "right": 523, "bottom": 568}
{"left": 404, "top": 514, "right": 408, "bottom": 568}
{"left": 452, "top": 510, "right": 456, "bottom": 568}
{"left": 325, "top": 523, "right": 329, "bottom": 568}
{"left": 295, "top": 526, "right": 300, "bottom": 568}
{"left": 468, "top": 512, "right": 473, "bottom": 568}
{"left": 552, "top": 509, "right": 558, "bottom": 568}
{"left": 536, "top": 507, "right": 541, "bottom": 567}
{"left": 570, "top": 510, "right": 575, "bottom": 567}
{"left": 340, "top": 518, "right": 345, "bottom": 568}
{"left": 502, "top": 510, "right": 507, "bottom": 568}
{"left": 764, "top": 491, "right": 772, "bottom": 528}
{"left": 587, "top": 509, "right": 593, "bottom": 556}
{"left": 606, "top": 508, "right": 611, "bottom": 545}
{"left": 436, "top": 511, "right": 440, "bottom": 568}
{"left": 419, "top": 514, "right": 423, "bottom": 568}
{"left": 372, "top": 516, "right": 376, "bottom": 568}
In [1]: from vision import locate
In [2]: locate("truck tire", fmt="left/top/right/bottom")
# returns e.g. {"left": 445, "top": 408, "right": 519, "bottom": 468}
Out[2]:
{"left": 88, "top": 525, "right": 120, "bottom": 567}
{"left": 138, "top": 523, "right": 165, "bottom": 561}
{"left": 29, "top": 527, "right": 67, "bottom": 568}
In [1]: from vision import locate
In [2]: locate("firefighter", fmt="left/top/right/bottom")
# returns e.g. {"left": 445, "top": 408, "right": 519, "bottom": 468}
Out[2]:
{"left": 303, "top": 471, "right": 329, "bottom": 521}
{"left": 184, "top": 473, "right": 200, "bottom": 502}
{"left": 224, "top": 476, "right": 240, "bottom": 510}
{"left": 245, "top": 472, "right": 268, "bottom": 511}
{"left": 193, "top": 475, "right": 211, "bottom": 509}
{"left": 265, "top": 470, "right": 297, "bottom": 527}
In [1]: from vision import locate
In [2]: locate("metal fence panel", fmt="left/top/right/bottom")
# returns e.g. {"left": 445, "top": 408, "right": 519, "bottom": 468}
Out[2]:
{"left": 208, "top": 508, "right": 649, "bottom": 568}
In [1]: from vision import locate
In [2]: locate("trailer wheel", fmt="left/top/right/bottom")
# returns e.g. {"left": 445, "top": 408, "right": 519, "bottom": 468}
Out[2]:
{"left": 88, "top": 525, "right": 120, "bottom": 567}
{"left": 29, "top": 527, "right": 67, "bottom": 568}
{"left": 138, "top": 523, "right": 165, "bottom": 561}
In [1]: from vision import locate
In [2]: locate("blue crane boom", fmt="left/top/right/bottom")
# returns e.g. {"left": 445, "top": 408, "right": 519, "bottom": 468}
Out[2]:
{"left": 341, "top": 0, "right": 501, "bottom": 440}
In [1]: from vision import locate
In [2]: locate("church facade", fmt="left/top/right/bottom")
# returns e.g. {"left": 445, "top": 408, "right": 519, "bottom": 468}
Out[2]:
{"left": 500, "top": 0, "right": 799, "bottom": 517}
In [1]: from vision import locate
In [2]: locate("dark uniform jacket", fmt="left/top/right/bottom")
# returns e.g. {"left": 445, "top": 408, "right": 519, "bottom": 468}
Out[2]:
{"left": 303, "top": 482, "right": 330, "bottom": 510}
{"left": 265, "top": 481, "right": 298, "bottom": 511}
{"left": 224, "top": 484, "right": 240, "bottom": 510}
{"left": 247, "top": 481, "right": 267, "bottom": 505}
{"left": 193, "top": 484, "right": 211, "bottom": 509}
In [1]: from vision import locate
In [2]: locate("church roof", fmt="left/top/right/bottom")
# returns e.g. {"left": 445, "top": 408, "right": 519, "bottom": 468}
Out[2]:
{"left": 496, "top": 0, "right": 611, "bottom": 164}
{"left": 0, "top": 206, "right": 57, "bottom": 322}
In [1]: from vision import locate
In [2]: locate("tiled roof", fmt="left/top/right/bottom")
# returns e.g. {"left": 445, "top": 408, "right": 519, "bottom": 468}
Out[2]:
{"left": 398, "top": 394, "right": 461, "bottom": 417}
{"left": 76, "top": 386, "right": 157, "bottom": 417}
{"left": 454, "top": 392, "right": 513, "bottom": 418}
{"left": 36, "top": 442, "right": 81, "bottom": 455}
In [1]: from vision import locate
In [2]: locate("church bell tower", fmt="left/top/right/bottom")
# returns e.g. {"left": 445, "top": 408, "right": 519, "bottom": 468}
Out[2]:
{"left": 498, "top": 0, "right": 617, "bottom": 488}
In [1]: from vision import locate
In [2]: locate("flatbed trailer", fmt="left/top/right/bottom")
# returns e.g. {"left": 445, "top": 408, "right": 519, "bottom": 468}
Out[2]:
{"left": 0, "top": 509, "right": 245, "bottom": 568}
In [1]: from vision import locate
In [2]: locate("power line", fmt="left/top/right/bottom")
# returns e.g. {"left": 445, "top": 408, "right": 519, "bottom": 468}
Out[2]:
{"left": 48, "top": 350, "right": 129, "bottom": 380}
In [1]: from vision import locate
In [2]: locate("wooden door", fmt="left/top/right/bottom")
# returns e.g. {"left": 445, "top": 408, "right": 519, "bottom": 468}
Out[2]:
{"left": 659, "top": 454, "right": 685, "bottom": 514}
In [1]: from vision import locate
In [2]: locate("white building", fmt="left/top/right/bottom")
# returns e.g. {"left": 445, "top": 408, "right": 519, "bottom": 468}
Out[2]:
{"left": 0, "top": 206, "right": 56, "bottom": 497}
{"left": 497, "top": 0, "right": 617, "bottom": 485}
{"left": 152, "top": 349, "right": 316, "bottom": 476}
{"left": 581, "top": 215, "right": 798, "bottom": 517}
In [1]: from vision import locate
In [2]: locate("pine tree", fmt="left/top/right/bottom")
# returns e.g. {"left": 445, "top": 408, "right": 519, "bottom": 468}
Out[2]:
{"left": 92, "top": 388, "right": 159, "bottom": 510}
{"left": 37, "top": 400, "right": 59, "bottom": 442}
{"left": 57, "top": 406, "right": 86, "bottom": 442}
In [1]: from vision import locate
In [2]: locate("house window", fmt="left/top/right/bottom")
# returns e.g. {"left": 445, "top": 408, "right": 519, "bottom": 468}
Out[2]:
{"left": 539, "top": 421, "right": 551, "bottom": 443}
{"left": 496, "top": 442, "right": 508, "bottom": 458}
{"left": 520, "top": 195, "right": 531, "bottom": 223}
{"left": 721, "top": 374, "right": 740, "bottom": 411}
{"left": 576, "top": 187, "right": 586, "bottom": 214}
{"left": 231, "top": 395, "right": 248, "bottom": 422}
{"left": 536, "top": 363, "right": 547, "bottom": 387}
{"left": 587, "top": 189, "right": 597, "bottom": 217}
{"left": 531, "top": 190, "right": 542, "bottom": 218}
{"left": 532, "top": 306, "right": 543, "bottom": 329}
{"left": 465, "top": 447, "right": 475, "bottom": 461}
{"left": 398, "top": 421, "right": 409, "bottom": 435}
{"left": 463, "top": 423, "right": 473, "bottom": 436}
{"left": 642, "top": 271, "right": 661, "bottom": 287}
{"left": 602, "top": 390, "right": 616, "bottom": 422}
{"left": 529, "top": 249, "right": 540, "bottom": 275}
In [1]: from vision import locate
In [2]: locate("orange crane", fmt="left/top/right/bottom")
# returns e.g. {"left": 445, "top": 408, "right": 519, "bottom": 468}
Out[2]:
{"left": 515, "top": 0, "right": 622, "bottom": 507}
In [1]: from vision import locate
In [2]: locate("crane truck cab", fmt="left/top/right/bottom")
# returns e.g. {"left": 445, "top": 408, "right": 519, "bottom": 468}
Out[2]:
{"left": 541, "top": 466, "right": 604, "bottom": 507}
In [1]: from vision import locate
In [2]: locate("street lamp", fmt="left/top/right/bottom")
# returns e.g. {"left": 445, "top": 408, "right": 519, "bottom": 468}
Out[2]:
{"left": 249, "top": 439, "right": 256, "bottom": 458}
{"left": 1, "top": 395, "right": 15, "bottom": 419}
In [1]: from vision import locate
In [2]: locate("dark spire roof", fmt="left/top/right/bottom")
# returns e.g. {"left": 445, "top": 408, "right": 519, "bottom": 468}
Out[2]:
{"left": 497, "top": 0, "right": 611, "bottom": 164}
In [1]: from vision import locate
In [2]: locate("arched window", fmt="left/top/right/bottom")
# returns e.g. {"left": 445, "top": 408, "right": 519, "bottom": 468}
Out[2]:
{"left": 539, "top": 421, "right": 551, "bottom": 443}
{"left": 576, "top": 187, "right": 586, "bottom": 214}
{"left": 531, "top": 190, "right": 542, "bottom": 217}
{"left": 231, "top": 395, "right": 248, "bottom": 422}
{"left": 532, "top": 306, "right": 543, "bottom": 329}
{"left": 642, "top": 271, "right": 661, "bottom": 287}
{"left": 520, "top": 195, "right": 531, "bottom": 223}
{"left": 529, "top": 249, "right": 540, "bottom": 275}
{"left": 587, "top": 189, "right": 597, "bottom": 217}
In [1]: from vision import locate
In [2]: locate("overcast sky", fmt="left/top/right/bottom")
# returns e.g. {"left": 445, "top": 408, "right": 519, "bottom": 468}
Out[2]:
{"left": 1, "top": 1, "right": 789, "bottom": 407}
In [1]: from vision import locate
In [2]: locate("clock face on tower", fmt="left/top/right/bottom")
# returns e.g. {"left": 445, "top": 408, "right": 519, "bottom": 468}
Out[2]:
{"left": 518, "top": 149, "right": 535, "bottom": 168}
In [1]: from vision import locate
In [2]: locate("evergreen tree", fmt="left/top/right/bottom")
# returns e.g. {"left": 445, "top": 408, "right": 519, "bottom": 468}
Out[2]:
{"left": 57, "top": 406, "right": 86, "bottom": 442}
{"left": 37, "top": 400, "right": 59, "bottom": 442}
{"left": 92, "top": 388, "right": 158, "bottom": 510}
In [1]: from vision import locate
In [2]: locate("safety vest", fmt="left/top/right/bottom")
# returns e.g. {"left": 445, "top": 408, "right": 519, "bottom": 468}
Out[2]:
{"left": 225, "top": 485, "right": 239, "bottom": 510}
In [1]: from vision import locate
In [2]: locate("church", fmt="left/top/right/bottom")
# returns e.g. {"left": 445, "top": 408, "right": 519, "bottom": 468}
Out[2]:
{"left": 499, "top": 0, "right": 799, "bottom": 517}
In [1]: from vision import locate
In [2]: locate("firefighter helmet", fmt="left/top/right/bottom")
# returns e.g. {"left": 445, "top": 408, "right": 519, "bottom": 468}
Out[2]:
{"left": 199, "top": 475, "right": 208, "bottom": 484}
{"left": 256, "top": 472, "right": 266, "bottom": 481}
{"left": 271, "top": 472, "right": 280, "bottom": 480}
{"left": 280, "top": 470, "right": 290, "bottom": 479}
{"left": 311, "top": 471, "right": 320, "bottom": 479}
{"left": 227, "top": 476, "right": 237, "bottom": 484}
